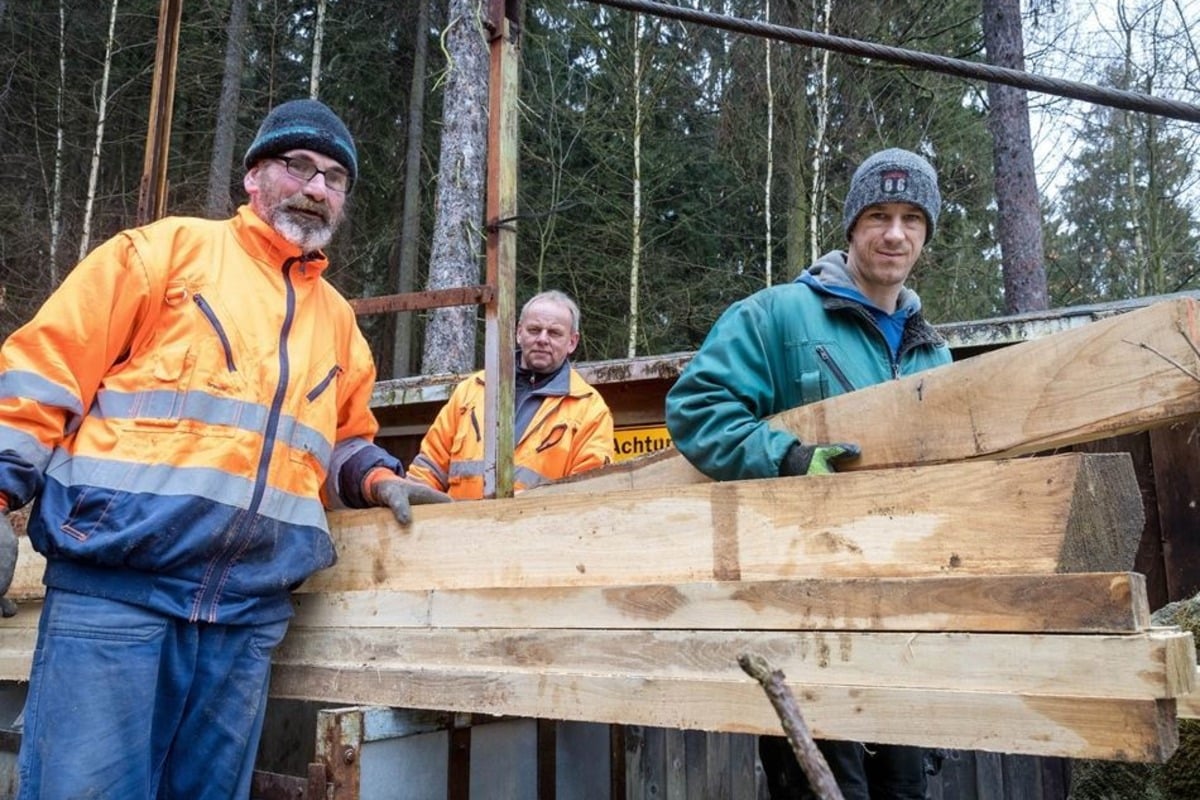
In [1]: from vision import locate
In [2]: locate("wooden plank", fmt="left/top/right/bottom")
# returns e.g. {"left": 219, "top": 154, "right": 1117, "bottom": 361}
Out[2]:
{"left": 1180, "top": 670, "right": 1200, "bottom": 719}
{"left": 535, "top": 297, "right": 1200, "bottom": 494}
{"left": 0, "top": 601, "right": 1187, "bottom": 752}
{"left": 974, "top": 752, "right": 1005, "bottom": 800}
{"left": 701, "top": 731, "right": 728, "bottom": 799}
{"left": 928, "top": 750, "right": 973, "bottom": 800}
{"left": 1149, "top": 420, "right": 1200, "bottom": 601}
{"left": 4, "top": 454, "right": 1142, "bottom": 598}
{"left": 665, "top": 728, "right": 687, "bottom": 800}
{"left": 725, "top": 734, "right": 758, "bottom": 800}
{"left": 1074, "top": 433, "right": 1169, "bottom": 610}
{"left": 9, "top": 536, "right": 44, "bottom": 601}
{"left": 288, "top": 573, "right": 1151, "bottom": 634}
{"left": 538, "top": 447, "right": 706, "bottom": 495}
{"left": 301, "top": 453, "right": 1141, "bottom": 594}
{"left": 265, "top": 664, "right": 1179, "bottom": 762}
{"left": 0, "top": 602, "right": 1188, "bottom": 715}
{"left": 0, "top": 605, "right": 35, "bottom": 680}
{"left": 271, "top": 627, "right": 1194, "bottom": 701}
{"left": 626, "top": 726, "right": 664, "bottom": 800}
{"left": 1000, "top": 754, "right": 1046, "bottom": 800}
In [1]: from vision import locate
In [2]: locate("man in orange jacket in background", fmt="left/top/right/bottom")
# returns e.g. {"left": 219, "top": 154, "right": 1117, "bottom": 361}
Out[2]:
{"left": 408, "top": 290, "right": 614, "bottom": 499}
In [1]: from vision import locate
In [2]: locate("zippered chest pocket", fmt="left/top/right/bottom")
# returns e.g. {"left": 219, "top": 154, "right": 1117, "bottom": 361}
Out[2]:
{"left": 786, "top": 341, "right": 856, "bottom": 406}
{"left": 179, "top": 293, "right": 259, "bottom": 398}
{"left": 449, "top": 406, "right": 482, "bottom": 456}
{"left": 287, "top": 353, "right": 343, "bottom": 476}
{"left": 117, "top": 293, "right": 248, "bottom": 433}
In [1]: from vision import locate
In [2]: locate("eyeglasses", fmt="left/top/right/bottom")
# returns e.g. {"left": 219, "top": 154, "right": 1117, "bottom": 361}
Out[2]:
{"left": 269, "top": 155, "right": 351, "bottom": 193}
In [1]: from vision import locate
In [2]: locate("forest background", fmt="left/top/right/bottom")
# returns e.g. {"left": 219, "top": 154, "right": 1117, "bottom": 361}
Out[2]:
{"left": 0, "top": 0, "right": 1197, "bottom": 379}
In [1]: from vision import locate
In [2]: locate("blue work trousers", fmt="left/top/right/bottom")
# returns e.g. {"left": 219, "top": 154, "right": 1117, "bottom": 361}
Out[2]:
{"left": 17, "top": 588, "right": 288, "bottom": 799}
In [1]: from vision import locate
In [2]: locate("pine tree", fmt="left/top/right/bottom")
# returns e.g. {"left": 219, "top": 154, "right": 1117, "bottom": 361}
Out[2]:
{"left": 1047, "top": 67, "right": 1200, "bottom": 305}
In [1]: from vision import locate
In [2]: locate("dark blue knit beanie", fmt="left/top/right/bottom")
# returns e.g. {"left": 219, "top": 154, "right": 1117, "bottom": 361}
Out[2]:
{"left": 243, "top": 99, "right": 358, "bottom": 188}
{"left": 843, "top": 148, "right": 940, "bottom": 243}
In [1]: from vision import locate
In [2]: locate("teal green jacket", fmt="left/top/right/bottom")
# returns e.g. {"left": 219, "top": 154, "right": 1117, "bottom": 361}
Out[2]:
{"left": 665, "top": 251, "right": 951, "bottom": 481}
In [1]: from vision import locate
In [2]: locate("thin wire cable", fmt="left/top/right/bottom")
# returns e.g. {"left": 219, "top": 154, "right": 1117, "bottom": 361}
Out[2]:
{"left": 585, "top": 0, "right": 1200, "bottom": 123}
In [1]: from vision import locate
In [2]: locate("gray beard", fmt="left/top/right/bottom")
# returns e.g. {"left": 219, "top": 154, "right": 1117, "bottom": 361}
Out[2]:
{"left": 273, "top": 208, "right": 334, "bottom": 252}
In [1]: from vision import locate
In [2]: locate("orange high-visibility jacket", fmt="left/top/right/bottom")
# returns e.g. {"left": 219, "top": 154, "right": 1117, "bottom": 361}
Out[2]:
{"left": 0, "top": 206, "right": 397, "bottom": 624}
{"left": 407, "top": 368, "right": 613, "bottom": 499}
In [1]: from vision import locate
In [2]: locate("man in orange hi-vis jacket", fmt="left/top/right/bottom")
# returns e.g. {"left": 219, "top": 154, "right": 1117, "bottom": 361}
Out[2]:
{"left": 408, "top": 290, "right": 614, "bottom": 499}
{"left": 0, "top": 98, "right": 449, "bottom": 799}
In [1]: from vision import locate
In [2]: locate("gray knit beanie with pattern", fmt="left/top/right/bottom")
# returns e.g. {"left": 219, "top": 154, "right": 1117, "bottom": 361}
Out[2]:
{"left": 243, "top": 99, "right": 358, "bottom": 189}
{"left": 842, "top": 148, "right": 940, "bottom": 242}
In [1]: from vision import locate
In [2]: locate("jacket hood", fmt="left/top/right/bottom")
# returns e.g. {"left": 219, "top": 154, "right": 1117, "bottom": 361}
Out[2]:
{"left": 800, "top": 250, "right": 923, "bottom": 314}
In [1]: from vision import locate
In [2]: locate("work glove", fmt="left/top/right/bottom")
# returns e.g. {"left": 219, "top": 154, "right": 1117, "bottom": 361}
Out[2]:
{"left": 363, "top": 468, "right": 452, "bottom": 525}
{"left": 779, "top": 440, "right": 861, "bottom": 477}
{"left": 0, "top": 497, "right": 19, "bottom": 617}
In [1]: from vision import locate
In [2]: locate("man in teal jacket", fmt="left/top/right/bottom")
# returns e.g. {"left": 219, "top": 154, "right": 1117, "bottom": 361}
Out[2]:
{"left": 665, "top": 148, "right": 951, "bottom": 799}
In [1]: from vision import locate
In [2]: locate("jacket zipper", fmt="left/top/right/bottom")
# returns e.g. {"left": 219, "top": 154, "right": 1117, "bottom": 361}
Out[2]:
{"left": 814, "top": 345, "right": 855, "bottom": 393}
{"left": 194, "top": 294, "right": 237, "bottom": 372}
{"left": 192, "top": 258, "right": 301, "bottom": 622}
{"left": 535, "top": 423, "right": 568, "bottom": 452}
{"left": 519, "top": 395, "right": 566, "bottom": 448}
{"left": 469, "top": 408, "right": 481, "bottom": 442}
{"left": 306, "top": 365, "right": 342, "bottom": 402}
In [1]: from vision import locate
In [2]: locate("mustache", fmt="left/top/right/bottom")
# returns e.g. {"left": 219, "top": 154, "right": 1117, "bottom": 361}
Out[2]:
{"left": 281, "top": 198, "right": 330, "bottom": 223}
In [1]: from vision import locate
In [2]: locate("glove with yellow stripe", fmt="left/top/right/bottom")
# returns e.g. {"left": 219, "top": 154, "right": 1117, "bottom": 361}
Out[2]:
{"left": 779, "top": 440, "right": 861, "bottom": 477}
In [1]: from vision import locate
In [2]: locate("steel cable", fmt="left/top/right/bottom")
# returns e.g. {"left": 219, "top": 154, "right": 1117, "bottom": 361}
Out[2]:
{"left": 585, "top": 0, "right": 1200, "bottom": 123}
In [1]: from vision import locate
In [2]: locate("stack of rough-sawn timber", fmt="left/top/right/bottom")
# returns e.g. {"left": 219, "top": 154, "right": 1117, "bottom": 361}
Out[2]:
{"left": 3, "top": 298, "right": 1200, "bottom": 762}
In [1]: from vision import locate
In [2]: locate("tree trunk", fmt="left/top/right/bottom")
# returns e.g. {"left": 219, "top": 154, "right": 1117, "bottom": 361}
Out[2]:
{"left": 808, "top": 0, "right": 832, "bottom": 274}
{"left": 983, "top": 0, "right": 1048, "bottom": 313}
{"left": 77, "top": 0, "right": 120, "bottom": 259}
{"left": 627, "top": 12, "right": 645, "bottom": 358}
{"left": 48, "top": 0, "right": 65, "bottom": 285}
{"left": 309, "top": 0, "right": 327, "bottom": 97}
{"left": 781, "top": 1, "right": 814, "bottom": 281}
{"left": 421, "top": 0, "right": 489, "bottom": 375}
{"left": 764, "top": 0, "right": 774, "bottom": 288}
{"left": 205, "top": 0, "right": 248, "bottom": 218}
{"left": 390, "top": 0, "right": 432, "bottom": 379}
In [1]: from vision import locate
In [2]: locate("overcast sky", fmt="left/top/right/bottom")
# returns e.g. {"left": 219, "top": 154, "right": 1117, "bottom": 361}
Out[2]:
{"left": 1023, "top": 0, "right": 1199, "bottom": 199}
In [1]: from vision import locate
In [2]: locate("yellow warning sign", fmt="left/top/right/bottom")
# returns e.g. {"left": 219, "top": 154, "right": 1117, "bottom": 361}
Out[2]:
{"left": 613, "top": 425, "right": 673, "bottom": 463}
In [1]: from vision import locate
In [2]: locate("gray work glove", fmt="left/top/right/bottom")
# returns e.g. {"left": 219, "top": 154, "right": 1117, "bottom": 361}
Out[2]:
{"left": 779, "top": 441, "right": 861, "bottom": 477}
{"left": 367, "top": 472, "right": 452, "bottom": 525}
{"left": 0, "top": 509, "right": 19, "bottom": 617}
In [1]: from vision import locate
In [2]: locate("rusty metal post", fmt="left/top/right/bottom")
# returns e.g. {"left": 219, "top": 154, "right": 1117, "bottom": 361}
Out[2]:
{"left": 316, "top": 707, "right": 365, "bottom": 800}
{"left": 136, "top": 0, "right": 183, "bottom": 225}
{"left": 482, "top": 0, "right": 523, "bottom": 499}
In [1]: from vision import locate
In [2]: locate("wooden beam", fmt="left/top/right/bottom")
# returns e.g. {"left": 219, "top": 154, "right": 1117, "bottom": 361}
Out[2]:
{"left": 0, "top": 609, "right": 34, "bottom": 680}
{"left": 481, "top": 5, "right": 520, "bottom": 499}
{"left": 266, "top": 664, "right": 1179, "bottom": 762}
{"left": 272, "top": 627, "right": 1194, "bottom": 701}
{"left": 301, "top": 453, "right": 1141, "bottom": 593}
{"left": 7, "top": 454, "right": 1137, "bottom": 598}
{"left": 535, "top": 297, "right": 1200, "bottom": 495}
{"left": 1181, "top": 672, "right": 1200, "bottom": 719}
{"left": 349, "top": 285, "right": 495, "bottom": 316}
{"left": 137, "top": 0, "right": 183, "bottom": 224}
{"left": 289, "top": 572, "right": 1151, "bottom": 634}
